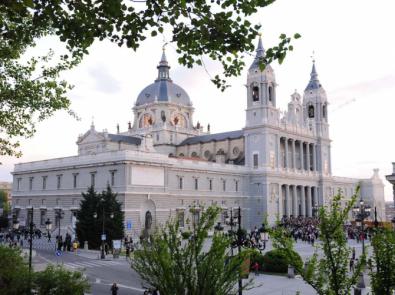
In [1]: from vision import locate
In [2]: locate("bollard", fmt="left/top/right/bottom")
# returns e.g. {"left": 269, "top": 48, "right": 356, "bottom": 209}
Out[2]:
{"left": 287, "top": 265, "right": 295, "bottom": 279}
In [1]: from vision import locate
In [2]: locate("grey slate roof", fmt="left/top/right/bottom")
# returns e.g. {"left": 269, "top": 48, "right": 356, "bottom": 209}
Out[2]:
{"left": 136, "top": 80, "right": 191, "bottom": 106}
{"left": 108, "top": 134, "right": 141, "bottom": 145}
{"left": 249, "top": 37, "right": 265, "bottom": 70}
{"left": 178, "top": 130, "right": 244, "bottom": 146}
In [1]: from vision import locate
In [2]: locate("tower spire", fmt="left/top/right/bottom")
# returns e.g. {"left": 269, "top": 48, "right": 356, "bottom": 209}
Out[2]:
{"left": 249, "top": 35, "right": 266, "bottom": 70}
{"left": 305, "top": 60, "right": 321, "bottom": 91}
{"left": 156, "top": 45, "right": 171, "bottom": 81}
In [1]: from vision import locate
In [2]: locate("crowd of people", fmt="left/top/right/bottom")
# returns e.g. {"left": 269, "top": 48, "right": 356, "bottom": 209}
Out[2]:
{"left": 280, "top": 216, "right": 320, "bottom": 245}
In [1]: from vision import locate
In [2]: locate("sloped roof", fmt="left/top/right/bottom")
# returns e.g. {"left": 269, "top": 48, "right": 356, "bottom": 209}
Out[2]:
{"left": 178, "top": 130, "right": 243, "bottom": 146}
{"left": 108, "top": 134, "right": 141, "bottom": 145}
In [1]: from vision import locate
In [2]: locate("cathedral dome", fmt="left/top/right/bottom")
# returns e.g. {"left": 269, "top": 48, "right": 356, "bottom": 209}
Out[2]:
{"left": 135, "top": 50, "right": 192, "bottom": 107}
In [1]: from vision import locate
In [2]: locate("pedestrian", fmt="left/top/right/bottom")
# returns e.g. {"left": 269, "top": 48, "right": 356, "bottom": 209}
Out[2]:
{"left": 126, "top": 245, "right": 130, "bottom": 260}
{"left": 47, "top": 232, "right": 51, "bottom": 242}
{"left": 349, "top": 258, "right": 354, "bottom": 272}
{"left": 111, "top": 282, "right": 119, "bottom": 295}
{"left": 352, "top": 247, "right": 356, "bottom": 260}
{"left": 73, "top": 240, "right": 78, "bottom": 254}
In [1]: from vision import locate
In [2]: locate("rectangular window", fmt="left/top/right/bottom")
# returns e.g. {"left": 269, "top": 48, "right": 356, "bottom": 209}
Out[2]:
{"left": 222, "top": 180, "right": 226, "bottom": 192}
{"left": 29, "top": 177, "right": 34, "bottom": 191}
{"left": 28, "top": 199, "right": 32, "bottom": 205}
{"left": 235, "top": 180, "right": 239, "bottom": 192}
{"left": 177, "top": 211, "right": 185, "bottom": 227}
{"left": 253, "top": 154, "right": 259, "bottom": 168}
{"left": 179, "top": 177, "right": 183, "bottom": 189}
{"left": 192, "top": 210, "right": 200, "bottom": 225}
{"left": 209, "top": 179, "right": 213, "bottom": 191}
{"left": 73, "top": 173, "right": 78, "bottom": 188}
{"left": 40, "top": 210, "right": 46, "bottom": 226}
{"left": 17, "top": 178, "right": 22, "bottom": 191}
{"left": 90, "top": 172, "right": 96, "bottom": 188}
{"left": 57, "top": 175, "right": 62, "bottom": 189}
{"left": 194, "top": 178, "right": 198, "bottom": 190}
{"left": 42, "top": 176, "right": 47, "bottom": 190}
{"left": 110, "top": 170, "right": 116, "bottom": 186}
{"left": 41, "top": 199, "right": 46, "bottom": 205}
{"left": 56, "top": 198, "right": 60, "bottom": 206}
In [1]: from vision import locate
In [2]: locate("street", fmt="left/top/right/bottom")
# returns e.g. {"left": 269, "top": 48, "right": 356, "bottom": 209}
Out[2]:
{"left": 33, "top": 246, "right": 145, "bottom": 295}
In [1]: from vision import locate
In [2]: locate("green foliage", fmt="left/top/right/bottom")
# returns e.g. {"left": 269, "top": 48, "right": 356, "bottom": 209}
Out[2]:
{"left": 33, "top": 265, "right": 90, "bottom": 295}
{"left": 132, "top": 206, "right": 251, "bottom": 295}
{"left": 271, "top": 186, "right": 365, "bottom": 295}
{"left": 1, "top": 0, "right": 299, "bottom": 158}
{"left": 250, "top": 250, "right": 265, "bottom": 271}
{"left": 261, "top": 249, "right": 302, "bottom": 273}
{"left": 181, "top": 231, "right": 192, "bottom": 240}
{"left": 369, "top": 229, "right": 395, "bottom": 295}
{"left": 76, "top": 185, "right": 124, "bottom": 249}
{"left": 0, "top": 245, "right": 30, "bottom": 295}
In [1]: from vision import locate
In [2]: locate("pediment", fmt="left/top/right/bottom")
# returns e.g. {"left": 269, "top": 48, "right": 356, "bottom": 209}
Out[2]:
{"left": 77, "top": 129, "right": 106, "bottom": 145}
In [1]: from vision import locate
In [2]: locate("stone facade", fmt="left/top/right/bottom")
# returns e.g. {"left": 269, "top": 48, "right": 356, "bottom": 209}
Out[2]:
{"left": 11, "top": 38, "right": 386, "bottom": 237}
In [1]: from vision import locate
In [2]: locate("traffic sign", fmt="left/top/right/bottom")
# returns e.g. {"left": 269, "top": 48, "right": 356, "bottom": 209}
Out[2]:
{"left": 55, "top": 250, "right": 62, "bottom": 257}
{"left": 126, "top": 220, "right": 132, "bottom": 230}
{"left": 101, "top": 234, "right": 106, "bottom": 241}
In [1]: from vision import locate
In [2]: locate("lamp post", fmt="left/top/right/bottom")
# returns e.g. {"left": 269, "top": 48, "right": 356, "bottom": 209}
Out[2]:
{"left": 352, "top": 198, "right": 371, "bottom": 256}
{"left": 27, "top": 207, "right": 35, "bottom": 295}
{"left": 45, "top": 218, "right": 52, "bottom": 242}
{"left": 55, "top": 209, "right": 64, "bottom": 251}
{"left": 258, "top": 223, "right": 268, "bottom": 250}
{"left": 352, "top": 197, "right": 371, "bottom": 290}
{"left": 94, "top": 203, "right": 114, "bottom": 259}
{"left": 12, "top": 215, "right": 20, "bottom": 238}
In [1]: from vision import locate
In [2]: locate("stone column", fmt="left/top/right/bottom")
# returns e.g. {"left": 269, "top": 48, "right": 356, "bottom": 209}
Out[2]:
{"left": 306, "top": 143, "right": 311, "bottom": 172}
{"left": 285, "top": 138, "right": 289, "bottom": 169}
{"left": 292, "top": 186, "right": 297, "bottom": 216}
{"left": 314, "top": 186, "right": 319, "bottom": 206}
{"left": 286, "top": 185, "right": 290, "bottom": 216}
{"left": 300, "top": 142, "right": 304, "bottom": 171}
{"left": 292, "top": 139, "right": 296, "bottom": 170}
{"left": 277, "top": 136, "right": 282, "bottom": 169}
{"left": 313, "top": 144, "right": 317, "bottom": 171}
{"left": 301, "top": 186, "right": 306, "bottom": 216}
{"left": 307, "top": 186, "right": 312, "bottom": 217}
{"left": 278, "top": 185, "right": 283, "bottom": 217}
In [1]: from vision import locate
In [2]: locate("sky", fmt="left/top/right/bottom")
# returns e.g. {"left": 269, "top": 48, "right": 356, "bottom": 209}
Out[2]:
{"left": 1, "top": 0, "right": 395, "bottom": 200}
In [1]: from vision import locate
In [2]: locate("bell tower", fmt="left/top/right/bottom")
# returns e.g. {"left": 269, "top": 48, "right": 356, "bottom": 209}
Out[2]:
{"left": 245, "top": 36, "right": 279, "bottom": 127}
{"left": 303, "top": 61, "right": 331, "bottom": 176}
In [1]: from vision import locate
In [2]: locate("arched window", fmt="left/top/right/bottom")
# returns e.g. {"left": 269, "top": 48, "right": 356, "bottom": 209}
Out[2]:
{"left": 308, "top": 105, "right": 315, "bottom": 118}
{"left": 322, "top": 104, "right": 327, "bottom": 119}
{"left": 252, "top": 86, "right": 259, "bottom": 102}
{"left": 191, "top": 152, "right": 198, "bottom": 158}
{"left": 268, "top": 86, "right": 273, "bottom": 102}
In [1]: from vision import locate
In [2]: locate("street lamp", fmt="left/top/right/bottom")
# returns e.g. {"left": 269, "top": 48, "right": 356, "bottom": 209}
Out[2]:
{"left": 94, "top": 204, "right": 114, "bottom": 259}
{"left": 352, "top": 198, "right": 371, "bottom": 256}
{"left": 258, "top": 223, "right": 268, "bottom": 250}
{"left": 55, "top": 209, "right": 64, "bottom": 251}
{"left": 45, "top": 218, "right": 52, "bottom": 242}
{"left": 12, "top": 215, "right": 20, "bottom": 231}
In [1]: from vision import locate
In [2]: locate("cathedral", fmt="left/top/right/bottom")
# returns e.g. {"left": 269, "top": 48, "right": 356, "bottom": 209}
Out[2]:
{"left": 11, "top": 38, "right": 386, "bottom": 237}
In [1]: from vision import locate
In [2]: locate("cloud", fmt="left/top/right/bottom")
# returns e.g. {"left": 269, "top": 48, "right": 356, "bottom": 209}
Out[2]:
{"left": 328, "top": 75, "right": 395, "bottom": 103}
{"left": 88, "top": 64, "right": 122, "bottom": 94}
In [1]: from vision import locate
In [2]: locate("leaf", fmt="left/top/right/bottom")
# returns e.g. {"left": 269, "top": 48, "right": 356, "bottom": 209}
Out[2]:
{"left": 294, "top": 33, "right": 302, "bottom": 39}
{"left": 151, "top": 30, "right": 157, "bottom": 37}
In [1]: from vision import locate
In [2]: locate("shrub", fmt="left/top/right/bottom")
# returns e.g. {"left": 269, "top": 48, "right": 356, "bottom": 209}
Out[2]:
{"left": 181, "top": 231, "right": 191, "bottom": 240}
{"left": 250, "top": 250, "right": 265, "bottom": 271}
{"left": 34, "top": 265, "right": 90, "bottom": 295}
{"left": 261, "top": 249, "right": 302, "bottom": 273}
{"left": 0, "top": 245, "right": 30, "bottom": 295}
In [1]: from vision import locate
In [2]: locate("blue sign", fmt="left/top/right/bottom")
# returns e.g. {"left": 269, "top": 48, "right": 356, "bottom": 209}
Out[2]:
{"left": 101, "top": 234, "right": 106, "bottom": 241}
{"left": 55, "top": 250, "right": 62, "bottom": 257}
{"left": 126, "top": 220, "right": 132, "bottom": 230}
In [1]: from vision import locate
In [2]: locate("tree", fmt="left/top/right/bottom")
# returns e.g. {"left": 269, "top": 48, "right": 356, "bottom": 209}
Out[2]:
{"left": 271, "top": 187, "right": 365, "bottom": 295}
{"left": 0, "top": 190, "right": 9, "bottom": 231}
{"left": 75, "top": 185, "right": 124, "bottom": 249}
{"left": 0, "top": 245, "right": 30, "bottom": 295}
{"left": 369, "top": 228, "right": 395, "bottom": 295}
{"left": 33, "top": 265, "right": 90, "bottom": 295}
{"left": 132, "top": 206, "right": 251, "bottom": 295}
{"left": 1, "top": 1, "right": 300, "bottom": 158}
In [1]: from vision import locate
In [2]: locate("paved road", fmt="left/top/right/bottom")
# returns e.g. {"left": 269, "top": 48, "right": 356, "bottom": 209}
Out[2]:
{"left": 33, "top": 248, "right": 146, "bottom": 295}
{"left": 28, "top": 237, "right": 371, "bottom": 295}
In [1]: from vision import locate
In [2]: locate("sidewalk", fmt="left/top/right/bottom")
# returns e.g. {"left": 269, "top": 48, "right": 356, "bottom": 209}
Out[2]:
{"left": 245, "top": 273, "right": 371, "bottom": 295}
